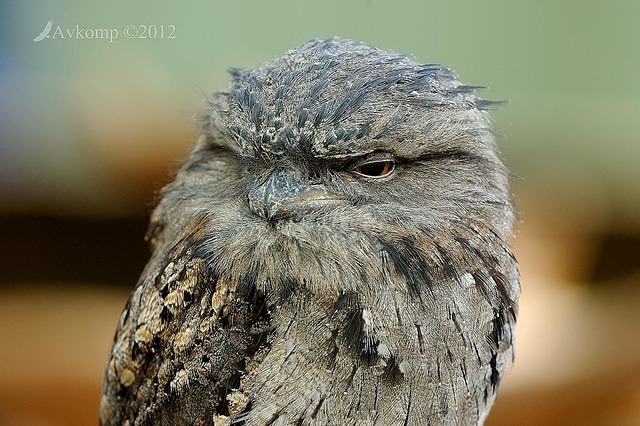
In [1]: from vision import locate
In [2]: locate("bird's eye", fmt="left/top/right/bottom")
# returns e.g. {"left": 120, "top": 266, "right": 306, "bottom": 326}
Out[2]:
{"left": 352, "top": 160, "right": 396, "bottom": 178}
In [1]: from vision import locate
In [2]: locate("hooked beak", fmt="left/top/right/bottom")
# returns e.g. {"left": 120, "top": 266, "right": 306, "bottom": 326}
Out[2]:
{"left": 248, "top": 170, "right": 342, "bottom": 220}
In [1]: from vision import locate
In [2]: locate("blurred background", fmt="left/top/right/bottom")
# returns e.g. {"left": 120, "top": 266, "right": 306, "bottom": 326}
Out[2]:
{"left": 1, "top": 1, "right": 639, "bottom": 424}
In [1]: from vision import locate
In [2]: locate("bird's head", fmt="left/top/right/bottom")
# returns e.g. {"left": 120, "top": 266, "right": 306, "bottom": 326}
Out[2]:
{"left": 149, "top": 38, "right": 515, "bottom": 301}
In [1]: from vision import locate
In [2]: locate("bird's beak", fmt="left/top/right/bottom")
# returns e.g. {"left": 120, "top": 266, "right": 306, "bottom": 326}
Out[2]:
{"left": 248, "top": 170, "right": 342, "bottom": 220}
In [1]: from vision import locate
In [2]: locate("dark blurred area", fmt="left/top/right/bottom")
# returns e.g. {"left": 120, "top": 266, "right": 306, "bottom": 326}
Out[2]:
{"left": 0, "top": 215, "right": 147, "bottom": 286}
{"left": 1, "top": 1, "right": 639, "bottom": 425}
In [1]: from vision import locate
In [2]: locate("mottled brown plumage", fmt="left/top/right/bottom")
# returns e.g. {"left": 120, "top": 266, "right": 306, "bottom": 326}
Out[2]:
{"left": 100, "top": 39, "right": 519, "bottom": 426}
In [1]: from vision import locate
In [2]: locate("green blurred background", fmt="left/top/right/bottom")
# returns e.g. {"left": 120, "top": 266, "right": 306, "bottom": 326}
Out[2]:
{"left": 1, "top": 1, "right": 639, "bottom": 425}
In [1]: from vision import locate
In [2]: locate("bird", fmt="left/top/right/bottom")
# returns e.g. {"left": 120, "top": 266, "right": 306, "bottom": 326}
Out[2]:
{"left": 33, "top": 20, "right": 53, "bottom": 42}
{"left": 100, "top": 38, "right": 519, "bottom": 426}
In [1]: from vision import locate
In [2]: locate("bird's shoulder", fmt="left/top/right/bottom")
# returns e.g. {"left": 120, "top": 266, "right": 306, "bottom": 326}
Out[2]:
{"left": 100, "top": 249, "right": 271, "bottom": 425}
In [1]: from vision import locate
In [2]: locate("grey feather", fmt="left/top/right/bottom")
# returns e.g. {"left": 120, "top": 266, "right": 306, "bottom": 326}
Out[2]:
{"left": 100, "top": 38, "right": 519, "bottom": 426}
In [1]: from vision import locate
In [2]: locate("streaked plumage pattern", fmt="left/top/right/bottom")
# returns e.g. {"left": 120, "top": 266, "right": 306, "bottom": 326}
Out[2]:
{"left": 100, "top": 38, "right": 519, "bottom": 426}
